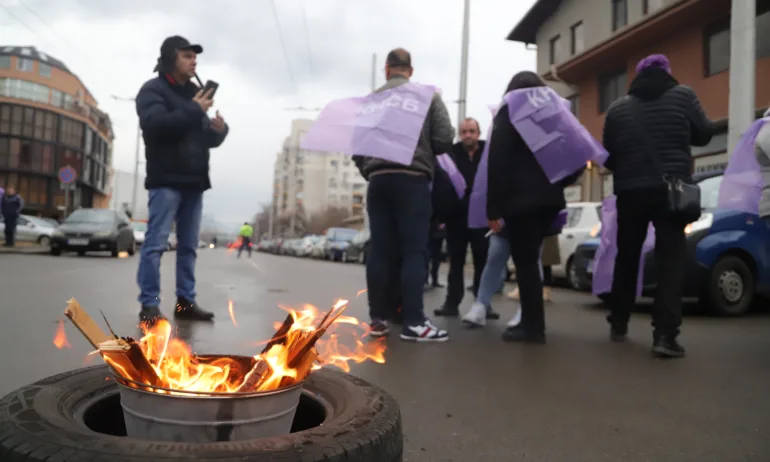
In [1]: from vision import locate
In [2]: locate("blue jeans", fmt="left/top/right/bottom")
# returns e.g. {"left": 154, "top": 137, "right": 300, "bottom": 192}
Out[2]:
{"left": 476, "top": 234, "right": 510, "bottom": 307}
{"left": 137, "top": 188, "right": 203, "bottom": 307}
{"left": 366, "top": 173, "right": 431, "bottom": 326}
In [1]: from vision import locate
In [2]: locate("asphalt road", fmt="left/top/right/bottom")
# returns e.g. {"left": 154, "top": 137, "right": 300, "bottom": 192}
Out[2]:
{"left": 1, "top": 248, "right": 769, "bottom": 461}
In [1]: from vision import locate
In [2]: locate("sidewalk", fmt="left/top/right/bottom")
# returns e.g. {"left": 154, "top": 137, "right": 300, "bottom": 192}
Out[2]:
{"left": 0, "top": 242, "right": 48, "bottom": 255}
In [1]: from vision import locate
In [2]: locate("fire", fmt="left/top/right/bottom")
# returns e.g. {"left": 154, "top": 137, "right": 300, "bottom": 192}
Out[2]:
{"left": 53, "top": 320, "right": 71, "bottom": 349}
{"left": 99, "top": 298, "right": 387, "bottom": 395}
{"left": 118, "top": 251, "right": 129, "bottom": 258}
{"left": 228, "top": 299, "right": 237, "bottom": 327}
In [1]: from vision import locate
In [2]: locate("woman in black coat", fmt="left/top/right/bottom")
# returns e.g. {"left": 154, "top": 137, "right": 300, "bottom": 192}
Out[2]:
{"left": 487, "top": 71, "right": 582, "bottom": 343}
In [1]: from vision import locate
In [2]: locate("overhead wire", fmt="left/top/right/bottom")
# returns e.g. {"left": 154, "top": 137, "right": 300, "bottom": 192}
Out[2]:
{"left": 17, "top": 0, "right": 83, "bottom": 51}
{"left": 299, "top": 0, "right": 314, "bottom": 75}
{"left": 268, "top": 0, "right": 298, "bottom": 94}
{"left": 0, "top": 4, "right": 62, "bottom": 54}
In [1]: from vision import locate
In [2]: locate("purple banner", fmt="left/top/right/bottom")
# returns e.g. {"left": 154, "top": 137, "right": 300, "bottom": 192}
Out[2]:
{"left": 436, "top": 153, "right": 467, "bottom": 199}
{"left": 468, "top": 105, "right": 501, "bottom": 229}
{"left": 300, "top": 83, "right": 436, "bottom": 165}
{"left": 591, "top": 196, "right": 655, "bottom": 297}
{"left": 504, "top": 87, "right": 608, "bottom": 184}
{"left": 717, "top": 117, "right": 769, "bottom": 214}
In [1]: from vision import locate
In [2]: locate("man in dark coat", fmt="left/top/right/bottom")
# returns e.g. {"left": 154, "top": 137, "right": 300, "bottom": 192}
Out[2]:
{"left": 1, "top": 186, "right": 24, "bottom": 247}
{"left": 135, "top": 36, "right": 229, "bottom": 326}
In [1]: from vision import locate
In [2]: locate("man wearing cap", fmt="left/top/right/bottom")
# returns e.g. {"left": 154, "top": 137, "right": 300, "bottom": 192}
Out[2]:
{"left": 135, "top": 36, "right": 229, "bottom": 326}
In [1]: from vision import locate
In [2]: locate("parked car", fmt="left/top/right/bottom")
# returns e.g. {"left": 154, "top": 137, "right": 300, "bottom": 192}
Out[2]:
{"left": 294, "top": 236, "right": 320, "bottom": 258}
{"left": 323, "top": 227, "right": 359, "bottom": 261}
{"left": 572, "top": 170, "right": 770, "bottom": 316}
{"left": 310, "top": 236, "right": 327, "bottom": 259}
{"left": 0, "top": 214, "right": 56, "bottom": 247}
{"left": 131, "top": 221, "right": 146, "bottom": 247}
{"left": 51, "top": 208, "right": 136, "bottom": 257}
{"left": 552, "top": 202, "right": 602, "bottom": 290}
{"left": 346, "top": 229, "right": 370, "bottom": 263}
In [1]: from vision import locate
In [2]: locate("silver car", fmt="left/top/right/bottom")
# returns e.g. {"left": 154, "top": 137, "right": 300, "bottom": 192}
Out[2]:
{"left": 0, "top": 214, "right": 56, "bottom": 247}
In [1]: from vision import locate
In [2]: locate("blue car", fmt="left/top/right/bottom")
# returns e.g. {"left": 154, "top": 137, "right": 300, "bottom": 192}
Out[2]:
{"left": 572, "top": 171, "right": 770, "bottom": 316}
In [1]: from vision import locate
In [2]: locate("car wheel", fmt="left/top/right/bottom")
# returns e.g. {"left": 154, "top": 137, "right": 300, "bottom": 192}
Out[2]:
{"left": 50, "top": 248, "right": 61, "bottom": 256}
{"left": 127, "top": 240, "right": 136, "bottom": 256}
{"left": 705, "top": 255, "right": 754, "bottom": 316}
{"left": 110, "top": 244, "right": 119, "bottom": 258}
{"left": 78, "top": 251, "right": 86, "bottom": 257}
{"left": 38, "top": 235, "right": 51, "bottom": 248}
{"left": 0, "top": 366, "right": 402, "bottom": 462}
{"left": 566, "top": 257, "right": 582, "bottom": 290}
{"left": 358, "top": 251, "right": 365, "bottom": 264}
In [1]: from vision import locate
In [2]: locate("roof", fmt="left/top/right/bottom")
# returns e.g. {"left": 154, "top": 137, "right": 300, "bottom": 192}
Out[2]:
{"left": 507, "top": 0, "right": 563, "bottom": 44}
{"left": 0, "top": 46, "right": 70, "bottom": 73}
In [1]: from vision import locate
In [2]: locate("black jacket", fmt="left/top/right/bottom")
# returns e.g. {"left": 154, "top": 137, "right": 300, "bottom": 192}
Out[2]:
{"left": 432, "top": 141, "right": 485, "bottom": 222}
{"left": 135, "top": 75, "right": 229, "bottom": 191}
{"left": 602, "top": 68, "right": 713, "bottom": 193}
{"left": 487, "top": 105, "right": 583, "bottom": 220}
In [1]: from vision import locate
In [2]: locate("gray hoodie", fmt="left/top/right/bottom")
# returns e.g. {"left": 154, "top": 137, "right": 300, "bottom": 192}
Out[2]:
{"left": 754, "top": 108, "right": 770, "bottom": 217}
{"left": 353, "top": 75, "right": 455, "bottom": 180}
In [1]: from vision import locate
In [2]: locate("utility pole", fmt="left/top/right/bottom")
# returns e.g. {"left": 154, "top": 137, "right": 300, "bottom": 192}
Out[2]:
{"left": 111, "top": 95, "right": 142, "bottom": 215}
{"left": 371, "top": 53, "right": 377, "bottom": 91}
{"left": 362, "top": 53, "right": 377, "bottom": 231}
{"left": 267, "top": 200, "right": 275, "bottom": 240}
{"left": 727, "top": 0, "right": 756, "bottom": 157}
{"left": 457, "top": 0, "right": 470, "bottom": 126}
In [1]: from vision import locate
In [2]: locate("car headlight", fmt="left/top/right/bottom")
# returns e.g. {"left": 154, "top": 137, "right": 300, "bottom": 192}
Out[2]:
{"left": 94, "top": 231, "right": 113, "bottom": 237}
{"left": 685, "top": 212, "right": 713, "bottom": 234}
{"left": 589, "top": 223, "right": 601, "bottom": 237}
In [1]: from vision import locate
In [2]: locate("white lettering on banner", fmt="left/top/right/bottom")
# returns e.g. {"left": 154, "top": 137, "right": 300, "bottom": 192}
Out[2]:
{"left": 357, "top": 94, "right": 421, "bottom": 116}
{"left": 526, "top": 87, "right": 553, "bottom": 109}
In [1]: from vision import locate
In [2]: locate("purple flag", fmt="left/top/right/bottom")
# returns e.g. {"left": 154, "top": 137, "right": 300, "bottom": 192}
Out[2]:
{"left": 592, "top": 196, "right": 655, "bottom": 297}
{"left": 717, "top": 117, "right": 769, "bottom": 214}
{"left": 300, "top": 83, "right": 436, "bottom": 165}
{"left": 435, "top": 153, "right": 467, "bottom": 199}
{"left": 468, "top": 105, "right": 501, "bottom": 229}
{"left": 504, "top": 87, "right": 608, "bottom": 184}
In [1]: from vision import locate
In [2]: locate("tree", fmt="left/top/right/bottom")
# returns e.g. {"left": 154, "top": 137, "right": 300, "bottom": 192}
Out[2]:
{"left": 305, "top": 206, "right": 351, "bottom": 235}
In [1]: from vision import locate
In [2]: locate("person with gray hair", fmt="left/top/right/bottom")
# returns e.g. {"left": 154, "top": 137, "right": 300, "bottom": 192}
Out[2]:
{"left": 602, "top": 54, "right": 713, "bottom": 358}
{"left": 353, "top": 47, "right": 455, "bottom": 342}
{"left": 755, "top": 107, "right": 770, "bottom": 219}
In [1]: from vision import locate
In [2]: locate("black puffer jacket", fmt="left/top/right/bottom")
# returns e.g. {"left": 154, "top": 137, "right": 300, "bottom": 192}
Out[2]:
{"left": 602, "top": 68, "right": 713, "bottom": 193}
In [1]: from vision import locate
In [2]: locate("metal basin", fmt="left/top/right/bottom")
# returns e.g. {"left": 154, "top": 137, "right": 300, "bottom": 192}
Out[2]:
{"left": 114, "top": 355, "right": 303, "bottom": 443}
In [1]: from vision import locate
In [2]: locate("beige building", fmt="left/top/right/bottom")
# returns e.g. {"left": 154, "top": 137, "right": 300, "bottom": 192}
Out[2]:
{"left": 508, "top": 0, "right": 770, "bottom": 199}
{"left": 272, "top": 119, "right": 366, "bottom": 222}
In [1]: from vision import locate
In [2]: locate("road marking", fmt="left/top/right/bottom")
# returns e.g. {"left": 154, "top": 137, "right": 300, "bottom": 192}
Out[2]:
{"left": 249, "top": 260, "right": 264, "bottom": 273}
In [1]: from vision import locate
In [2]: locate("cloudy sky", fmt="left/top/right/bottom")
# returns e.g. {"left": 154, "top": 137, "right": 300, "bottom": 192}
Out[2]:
{"left": 2, "top": 0, "right": 537, "bottom": 228}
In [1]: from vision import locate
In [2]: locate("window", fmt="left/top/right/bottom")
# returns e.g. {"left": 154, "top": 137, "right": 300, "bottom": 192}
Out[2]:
{"left": 51, "top": 89, "right": 63, "bottom": 107}
{"left": 0, "top": 105, "right": 10, "bottom": 133}
{"left": 570, "top": 22, "right": 584, "bottom": 55}
{"left": 704, "top": 1, "right": 770, "bottom": 76}
{"left": 34, "top": 110, "right": 44, "bottom": 139}
{"left": 0, "top": 79, "right": 50, "bottom": 104}
{"left": 16, "top": 58, "right": 33, "bottom": 72}
{"left": 567, "top": 94, "right": 580, "bottom": 116}
{"left": 22, "top": 107, "right": 34, "bottom": 137}
{"left": 60, "top": 118, "right": 84, "bottom": 149}
{"left": 38, "top": 63, "right": 51, "bottom": 78}
{"left": 43, "top": 113, "right": 57, "bottom": 142}
{"left": 329, "top": 178, "right": 337, "bottom": 188}
{"left": 566, "top": 206, "right": 583, "bottom": 228}
{"left": 10, "top": 106, "right": 23, "bottom": 136}
{"left": 0, "top": 56, "right": 9, "bottom": 69}
{"left": 611, "top": 0, "right": 627, "bottom": 31}
{"left": 598, "top": 69, "right": 627, "bottom": 113}
{"left": 549, "top": 35, "right": 561, "bottom": 65}
{"left": 643, "top": 0, "right": 663, "bottom": 14}
{"left": 0, "top": 137, "right": 8, "bottom": 167}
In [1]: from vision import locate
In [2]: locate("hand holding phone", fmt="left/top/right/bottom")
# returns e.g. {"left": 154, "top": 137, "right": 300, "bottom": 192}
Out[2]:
{"left": 202, "top": 80, "right": 219, "bottom": 99}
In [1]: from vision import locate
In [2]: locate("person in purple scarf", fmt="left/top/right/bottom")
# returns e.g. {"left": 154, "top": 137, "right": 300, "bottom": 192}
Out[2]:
{"left": 486, "top": 72, "right": 584, "bottom": 343}
{"left": 602, "top": 54, "right": 713, "bottom": 358}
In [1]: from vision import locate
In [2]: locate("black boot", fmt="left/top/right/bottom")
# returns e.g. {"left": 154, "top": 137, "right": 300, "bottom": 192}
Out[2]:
{"left": 501, "top": 326, "right": 546, "bottom": 344}
{"left": 434, "top": 305, "right": 459, "bottom": 317}
{"left": 652, "top": 336, "right": 685, "bottom": 358}
{"left": 174, "top": 297, "right": 214, "bottom": 321}
{"left": 610, "top": 326, "right": 627, "bottom": 342}
{"left": 139, "top": 305, "right": 166, "bottom": 328}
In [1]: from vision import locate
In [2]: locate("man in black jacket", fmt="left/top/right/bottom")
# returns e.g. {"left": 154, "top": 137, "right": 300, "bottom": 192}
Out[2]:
{"left": 135, "top": 36, "right": 229, "bottom": 326}
{"left": 1, "top": 186, "right": 24, "bottom": 247}
{"left": 435, "top": 118, "right": 489, "bottom": 317}
{"left": 602, "top": 54, "right": 712, "bottom": 358}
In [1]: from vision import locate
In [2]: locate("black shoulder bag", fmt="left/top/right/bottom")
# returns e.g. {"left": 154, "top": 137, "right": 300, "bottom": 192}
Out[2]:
{"left": 627, "top": 96, "right": 702, "bottom": 224}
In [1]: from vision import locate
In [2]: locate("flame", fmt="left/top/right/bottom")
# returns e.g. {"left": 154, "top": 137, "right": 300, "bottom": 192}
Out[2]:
{"left": 228, "top": 300, "right": 238, "bottom": 327}
{"left": 356, "top": 289, "right": 368, "bottom": 297}
{"left": 113, "top": 299, "right": 388, "bottom": 395}
{"left": 118, "top": 251, "right": 129, "bottom": 258}
{"left": 53, "top": 320, "right": 72, "bottom": 349}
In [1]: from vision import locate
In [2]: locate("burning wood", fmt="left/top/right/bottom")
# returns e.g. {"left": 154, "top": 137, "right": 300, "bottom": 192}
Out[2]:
{"left": 58, "top": 298, "right": 386, "bottom": 395}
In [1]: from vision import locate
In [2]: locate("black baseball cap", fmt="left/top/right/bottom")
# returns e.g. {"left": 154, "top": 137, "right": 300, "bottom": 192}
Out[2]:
{"left": 153, "top": 36, "right": 203, "bottom": 71}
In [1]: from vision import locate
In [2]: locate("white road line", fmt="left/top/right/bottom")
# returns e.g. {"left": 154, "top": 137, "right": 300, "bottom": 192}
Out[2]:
{"left": 249, "top": 260, "right": 264, "bottom": 273}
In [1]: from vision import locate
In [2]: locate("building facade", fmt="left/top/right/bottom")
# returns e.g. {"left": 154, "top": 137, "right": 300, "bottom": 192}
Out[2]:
{"left": 272, "top": 119, "right": 366, "bottom": 223}
{"left": 0, "top": 46, "right": 114, "bottom": 218}
{"left": 508, "top": 0, "right": 770, "bottom": 200}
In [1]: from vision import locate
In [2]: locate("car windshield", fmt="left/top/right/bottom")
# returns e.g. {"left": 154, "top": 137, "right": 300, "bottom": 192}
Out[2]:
{"left": 65, "top": 209, "right": 114, "bottom": 224}
{"left": 328, "top": 229, "right": 357, "bottom": 242}
{"left": 132, "top": 222, "right": 147, "bottom": 232}
{"left": 25, "top": 216, "right": 55, "bottom": 228}
{"left": 698, "top": 174, "right": 723, "bottom": 210}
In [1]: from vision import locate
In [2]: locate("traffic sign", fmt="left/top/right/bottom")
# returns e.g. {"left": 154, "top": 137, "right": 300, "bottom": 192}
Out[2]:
{"left": 58, "top": 165, "right": 77, "bottom": 185}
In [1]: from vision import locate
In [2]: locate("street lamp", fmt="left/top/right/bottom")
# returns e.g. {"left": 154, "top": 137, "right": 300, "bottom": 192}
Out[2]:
{"left": 111, "top": 95, "right": 142, "bottom": 217}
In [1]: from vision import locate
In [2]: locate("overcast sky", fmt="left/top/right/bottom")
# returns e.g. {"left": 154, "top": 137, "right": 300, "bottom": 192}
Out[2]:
{"left": 2, "top": 0, "right": 537, "bottom": 229}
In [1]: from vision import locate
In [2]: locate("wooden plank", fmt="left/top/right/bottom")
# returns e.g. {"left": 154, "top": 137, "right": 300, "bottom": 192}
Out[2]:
{"left": 63, "top": 298, "right": 112, "bottom": 349}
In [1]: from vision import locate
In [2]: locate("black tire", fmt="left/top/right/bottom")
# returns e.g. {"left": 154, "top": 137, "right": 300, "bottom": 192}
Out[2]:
{"left": 110, "top": 243, "right": 119, "bottom": 258}
{"left": 127, "top": 241, "right": 136, "bottom": 257}
{"left": 0, "top": 366, "right": 402, "bottom": 462}
{"left": 50, "top": 248, "right": 61, "bottom": 256}
{"left": 77, "top": 251, "right": 86, "bottom": 257}
{"left": 565, "top": 257, "right": 581, "bottom": 291}
{"left": 38, "top": 236, "right": 51, "bottom": 248}
{"left": 704, "top": 255, "right": 754, "bottom": 317}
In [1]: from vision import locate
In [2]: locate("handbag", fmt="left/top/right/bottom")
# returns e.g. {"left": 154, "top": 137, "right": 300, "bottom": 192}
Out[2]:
{"left": 626, "top": 96, "right": 702, "bottom": 223}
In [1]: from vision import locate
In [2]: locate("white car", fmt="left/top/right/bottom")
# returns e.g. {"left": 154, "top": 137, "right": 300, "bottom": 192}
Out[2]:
{"left": 0, "top": 214, "right": 56, "bottom": 247}
{"left": 131, "top": 222, "right": 146, "bottom": 246}
{"left": 552, "top": 202, "right": 602, "bottom": 289}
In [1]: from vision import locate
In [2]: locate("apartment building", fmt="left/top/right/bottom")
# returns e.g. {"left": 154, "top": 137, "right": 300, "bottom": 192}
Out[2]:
{"left": 508, "top": 0, "right": 770, "bottom": 199}
{"left": 272, "top": 119, "right": 366, "bottom": 221}
{"left": 0, "top": 46, "right": 114, "bottom": 217}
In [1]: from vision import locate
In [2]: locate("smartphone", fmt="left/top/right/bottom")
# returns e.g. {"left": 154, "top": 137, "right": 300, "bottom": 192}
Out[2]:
{"left": 202, "top": 80, "right": 219, "bottom": 98}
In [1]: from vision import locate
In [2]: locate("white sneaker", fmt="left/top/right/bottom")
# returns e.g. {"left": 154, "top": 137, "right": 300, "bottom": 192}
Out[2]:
{"left": 400, "top": 319, "right": 449, "bottom": 342}
{"left": 507, "top": 306, "right": 522, "bottom": 328}
{"left": 462, "top": 301, "right": 487, "bottom": 327}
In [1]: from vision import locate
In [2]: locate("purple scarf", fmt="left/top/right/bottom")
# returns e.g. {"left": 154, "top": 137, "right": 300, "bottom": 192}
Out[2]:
{"left": 592, "top": 195, "right": 655, "bottom": 297}
{"left": 435, "top": 153, "right": 467, "bottom": 199}
{"left": 504, "top": 87, "right": 608, "bottom": 183}
{"left": 300, "top": 82, "right": 436, "bottom": 165}
{"left": 717, "top": 117, "right": 770, "bottom": 214}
